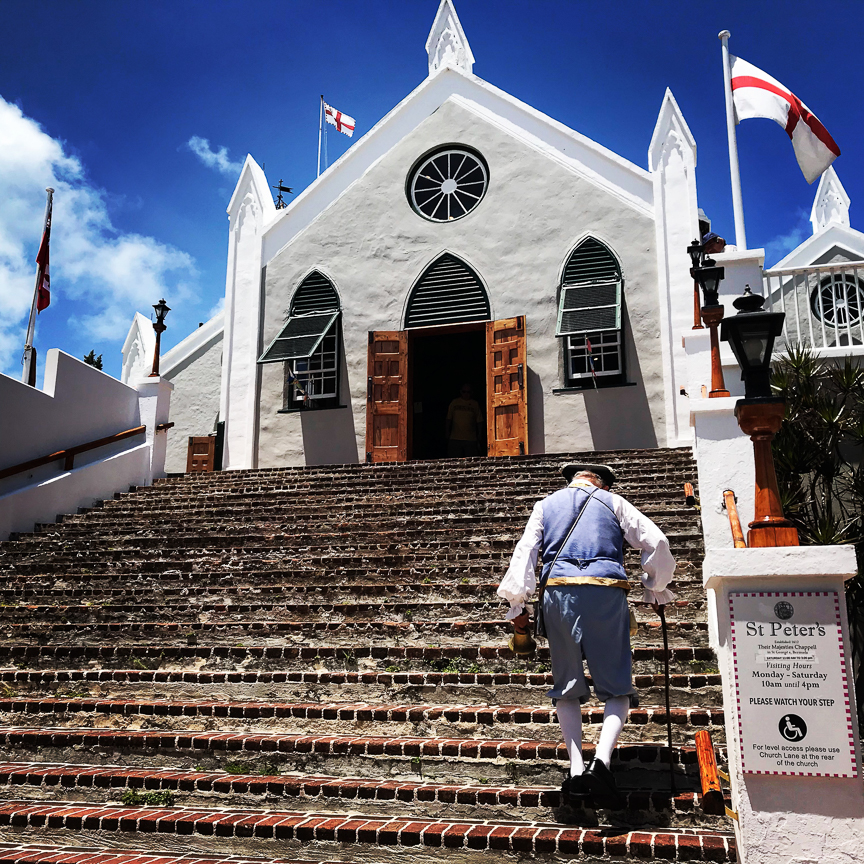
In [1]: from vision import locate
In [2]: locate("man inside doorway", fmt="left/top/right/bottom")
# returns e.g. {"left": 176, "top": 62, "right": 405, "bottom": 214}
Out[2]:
{"left": 498, "top": 464, "right": 676, "bottom": 809}
{"left": 445, "top": 383, "right": 483, "bottom": 458}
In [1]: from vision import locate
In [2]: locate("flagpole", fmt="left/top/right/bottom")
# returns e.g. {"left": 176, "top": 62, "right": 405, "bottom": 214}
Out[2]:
{"left": 317, "top": 95, "right": 323, "bottom": 178}
{"left": 719, "top": 30, "right": 747, "bottom": 250}
{"left": 22, "top": 187, "right": 54, "bottom": 386}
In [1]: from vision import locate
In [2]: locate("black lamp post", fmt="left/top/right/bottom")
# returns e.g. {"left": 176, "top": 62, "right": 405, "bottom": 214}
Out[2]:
{"left": 690, "top": 256, "right": 729, "bottom": 397}
{"left": 687, "top": 239, "right": 705, "bottom": 330}
{"left": 149, "top": 298, "right": 171, "bottom": 377}
{"left": 720, "top": 285, "right": 798, "bottom": 548}
{"left": 719, "top": 286, "right": 785, "bottom": 400}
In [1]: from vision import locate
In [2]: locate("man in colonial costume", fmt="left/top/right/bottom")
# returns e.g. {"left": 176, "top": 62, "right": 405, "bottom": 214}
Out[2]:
{"left": 498, "top": 463, "right": 676, "bottom": 808}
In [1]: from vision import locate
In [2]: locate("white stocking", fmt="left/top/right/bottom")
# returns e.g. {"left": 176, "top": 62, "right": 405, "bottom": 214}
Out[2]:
{"left": 555, "top": 699, "right": 585, "bottom": 777}
{"left": 595, "top": 695, "right": 629, "bottom": 767}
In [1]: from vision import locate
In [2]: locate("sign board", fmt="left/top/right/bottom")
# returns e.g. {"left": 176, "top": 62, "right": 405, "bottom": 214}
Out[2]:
{"left": 730, "top": 591, "right": 857, "bottom": 778}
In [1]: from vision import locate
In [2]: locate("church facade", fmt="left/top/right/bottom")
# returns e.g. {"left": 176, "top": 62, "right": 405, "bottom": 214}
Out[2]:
{"left": 131, "top": 1, "right": 861, "bottom": 473}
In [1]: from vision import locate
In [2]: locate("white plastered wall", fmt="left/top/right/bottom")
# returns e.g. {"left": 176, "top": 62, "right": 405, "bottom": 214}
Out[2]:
{"left": 220, "top": 158, "right": 275, "bottom": 471}
{"left": 161, "top": 315, "right": 224, "bottom": 474}
{"left": 256, "top": 97, "right": 667, "bottom": 467}
{"left": 649, "top": 89, "right": 700, "bottom": 448}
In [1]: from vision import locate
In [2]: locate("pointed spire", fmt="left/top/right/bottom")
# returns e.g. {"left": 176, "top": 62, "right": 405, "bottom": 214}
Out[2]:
{"left": 810, "top": 166, "right": 850, "bottom": 234}
{"left": 425, "top": 0, "right": 474, "bottom": 76}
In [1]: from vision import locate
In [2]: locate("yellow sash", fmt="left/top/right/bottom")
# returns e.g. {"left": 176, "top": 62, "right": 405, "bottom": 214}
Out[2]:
{"left": 545, "top": 575, "right": 631, "bottom": 592}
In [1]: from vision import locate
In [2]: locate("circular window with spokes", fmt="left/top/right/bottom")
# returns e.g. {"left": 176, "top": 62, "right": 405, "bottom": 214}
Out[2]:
{"left": 408, "top": 147, "right": 488, "bottom": 222}
{"left": 810, "top": 273, "right": 864, "bottom": 329}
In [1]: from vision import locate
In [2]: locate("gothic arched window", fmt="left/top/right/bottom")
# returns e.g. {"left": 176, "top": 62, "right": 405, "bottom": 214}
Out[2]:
{"left": 556, "top": 238, "right": 624, "bottom": 386}
{"left": 405, "top": 253, "right": 490, "bottom": 328}
{"left": 258, "top": 271, "right": 342, "bottom": 410}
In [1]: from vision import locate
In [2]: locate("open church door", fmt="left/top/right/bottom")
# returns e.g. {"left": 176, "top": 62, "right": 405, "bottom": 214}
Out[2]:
{"left": 485, "top": 317, "right": 528, "bottom": 457}
{"left": 365, "top": 331, "right": 408, "bottom": 463}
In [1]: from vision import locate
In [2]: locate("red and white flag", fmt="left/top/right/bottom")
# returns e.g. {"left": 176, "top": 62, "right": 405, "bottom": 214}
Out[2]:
{"left": 730, "top": 55, "right": 840, "bottom": 184}
{"left": 324, "top": 102, "right": 355, "bottom": 137}
{"left": 35, "top": 193, "right": 53, "bottom": 312}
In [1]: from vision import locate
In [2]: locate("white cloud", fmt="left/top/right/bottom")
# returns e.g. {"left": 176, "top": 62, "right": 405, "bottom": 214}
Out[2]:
{"left": 187, "top": 136, "right": 243, "bottom": 177}
{"left": 0, "top": 95, "right": 198, "bottom": 374}
{"left": 764, "top": 209, "right": 810, "bottom": 265}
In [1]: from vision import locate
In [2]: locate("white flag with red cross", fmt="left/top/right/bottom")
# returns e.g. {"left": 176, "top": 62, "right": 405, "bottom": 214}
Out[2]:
{"left": 324, "top": 103, "right": 355, "bottom": 137}
{"left": 730, "top": 54, "right": 840, "bottom": 184}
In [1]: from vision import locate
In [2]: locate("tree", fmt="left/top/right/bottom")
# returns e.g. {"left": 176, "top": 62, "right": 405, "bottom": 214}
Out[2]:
{"left": 83, "top": 351, "right": 103, "bottom": 370}
{"left": 771, "top": 345, "right": 864, "bottom": 725}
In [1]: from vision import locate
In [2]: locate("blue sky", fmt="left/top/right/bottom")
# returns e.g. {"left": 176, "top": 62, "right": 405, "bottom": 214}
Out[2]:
{"left": 1, "top": 0, "right": 860, "bottom": 380}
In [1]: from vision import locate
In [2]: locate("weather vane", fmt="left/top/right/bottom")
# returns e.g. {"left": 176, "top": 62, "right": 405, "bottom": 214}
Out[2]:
{"left": 272, "top": 180, "right": 293, "bottom": 209}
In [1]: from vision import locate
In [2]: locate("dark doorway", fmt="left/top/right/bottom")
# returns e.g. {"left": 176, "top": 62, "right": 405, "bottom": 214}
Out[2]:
{"left": 409, "top": 327, "right": 487, "bottom": 460}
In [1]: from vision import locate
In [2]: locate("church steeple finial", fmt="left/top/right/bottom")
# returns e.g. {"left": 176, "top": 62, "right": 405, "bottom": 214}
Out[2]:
{"left": 810, "top": 166, "right": 850, "bottom": 235}
{"left": 425, "top": 0, "right": 474, "bottom": 76}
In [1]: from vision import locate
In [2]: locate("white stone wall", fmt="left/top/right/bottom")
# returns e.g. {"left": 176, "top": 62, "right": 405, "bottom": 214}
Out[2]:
{"left": 163, "top": 330, "right": 223, "bottom": 474}
{"left": 257, "top": 98, "right": 667, "bottom": 467}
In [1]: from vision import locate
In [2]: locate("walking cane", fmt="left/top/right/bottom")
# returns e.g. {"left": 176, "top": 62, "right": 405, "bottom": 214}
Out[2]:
{"left": 657, "top": 604, "right": 677, "bottom": 797}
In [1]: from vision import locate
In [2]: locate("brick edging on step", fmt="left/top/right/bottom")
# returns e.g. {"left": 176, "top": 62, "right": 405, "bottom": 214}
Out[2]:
{"left": 0, "top": 801, "right": 736, "bottom": 860}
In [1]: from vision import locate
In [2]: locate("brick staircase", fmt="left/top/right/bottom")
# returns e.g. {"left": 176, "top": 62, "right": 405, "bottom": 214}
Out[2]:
{"left": 0, "top": 449, "right": 736, "bottom": 863}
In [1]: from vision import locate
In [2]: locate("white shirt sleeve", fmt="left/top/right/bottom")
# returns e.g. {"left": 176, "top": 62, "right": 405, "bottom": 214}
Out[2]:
{"left": 611, "top": 494, "right": 678, "bottom": 605}
{"left": 497, "top": 500, "right": 544, "bottom": 620}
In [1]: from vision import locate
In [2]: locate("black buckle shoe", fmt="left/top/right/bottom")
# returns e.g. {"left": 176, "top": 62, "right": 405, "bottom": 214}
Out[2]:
{"left": 560, "top": 772, "right": 589, "bottom": 805}
{"left": 583, "top": 759, "right": 624, "bottom": 810}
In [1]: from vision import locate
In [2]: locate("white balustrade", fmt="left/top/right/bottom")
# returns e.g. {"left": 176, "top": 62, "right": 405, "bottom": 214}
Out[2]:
{"left": 763, "top": 262, "right": 864, "bottom": 354}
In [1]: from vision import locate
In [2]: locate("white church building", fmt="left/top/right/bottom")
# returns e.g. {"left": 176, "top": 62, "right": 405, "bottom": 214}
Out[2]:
{"left": 122, "top": 0, "right": 864, "bottom": 474}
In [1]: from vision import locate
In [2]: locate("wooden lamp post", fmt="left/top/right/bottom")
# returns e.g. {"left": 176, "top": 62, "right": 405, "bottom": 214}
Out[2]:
{"left": 721, "top": 286, "right": 799, "bottom": 548}
{"left": 149, "top": 298, "right": 171, "bottom": 377}
{"left": 691, "top": 257, "right": 730, "bottom": 398}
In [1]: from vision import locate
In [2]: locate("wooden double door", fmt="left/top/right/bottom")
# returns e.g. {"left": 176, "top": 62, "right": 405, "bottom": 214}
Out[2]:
{"left": 365, "top": 317, "right": 528, "bottom": 463}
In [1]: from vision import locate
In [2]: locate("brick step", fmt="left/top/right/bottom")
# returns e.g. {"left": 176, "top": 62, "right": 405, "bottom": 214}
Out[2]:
{"left": 1, "top": 644, "right": 718, "bottom": 675}
{"left": 0, "top": 727, "right": 713, "bottom": 789}
{"left": 0, "top": 600, "right": 708, "bottom": 626}
{"left": 0, "top": 619, "right": 710, "bottom": 648}
{"left": 0, "top": 761, "right": 732, "bottom": 828}
{"left": 1, "top": 668, "right": 723, "bottom": 710}
{"left": 0, "top": 698, "right": 725, "bottom": 745}
{"left": 0, "top": 800, "right": 736, "bottom": 861}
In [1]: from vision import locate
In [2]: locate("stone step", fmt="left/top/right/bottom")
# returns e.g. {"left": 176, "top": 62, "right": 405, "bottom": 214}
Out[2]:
{"left": 0, "top": 727, "right": 711, "bottom": 788}
{"left": 1, "top": 644, "right": 719, "bottom": 675}
{"left": 0, "top": 698, "right": 725, "bottom": 745}
{"left": 0, "top": 579, "right": 708, "bottom": 605}
{"left": 0, "top": 618, "right": 710, "bottom": 648}
{"left": 50, "top": 501, "right": 699, "bottom": 526}
{"left": 0, "top": 801, "right": 736, "bottom": 861}
{"left": 0, "top": 761, "right": 732, "bottom": 828}
{"left": 0, "top": 668, "right": 723, "bottom": 709}
{"left": 0, "top": 600, "right": 708, "bottom": 626}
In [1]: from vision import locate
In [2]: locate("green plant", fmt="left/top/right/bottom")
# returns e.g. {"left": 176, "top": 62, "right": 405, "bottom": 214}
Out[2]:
{"left": 687, "top": 660, "right": 719, "bottom": 675}
{"left": 121, "top": 788, "right": 174, "bottom": 807}
{"left": 422, "top": 576, "right": 431, "bottom": 584}
{"left": 258, "top": 761, "right": 280, "bottom": 776}
{"left": 772, "top": 346, "right": 864, "bottom": 723}
{"left": 410, "top": 756, "right": 422, "bottom": 777}
{"left": 385, "top": 664, "right": 401, "bottom": 673}
{"left": 223, "top": 761, "right": 250, "bottom": 775}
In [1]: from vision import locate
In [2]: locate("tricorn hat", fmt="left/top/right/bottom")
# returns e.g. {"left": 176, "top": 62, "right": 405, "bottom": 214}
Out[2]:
{"left": 561, "top": 463, "right": 617, "bottom": 488}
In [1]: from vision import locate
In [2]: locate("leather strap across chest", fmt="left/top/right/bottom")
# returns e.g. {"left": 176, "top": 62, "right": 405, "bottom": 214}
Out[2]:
{"left": 545, "top": 575, "right": 631, "bottom": 591}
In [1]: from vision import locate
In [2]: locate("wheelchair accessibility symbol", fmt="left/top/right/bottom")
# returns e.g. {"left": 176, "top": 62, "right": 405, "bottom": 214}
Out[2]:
{"left": 779, "top": 713, "right": 807, "bottom": 741}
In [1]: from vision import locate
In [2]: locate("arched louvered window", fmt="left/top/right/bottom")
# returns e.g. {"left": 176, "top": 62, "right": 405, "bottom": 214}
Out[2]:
{"left": 258, "top": 271, "right": 342, "bottom": 410}
{"left": 556, "top": 238, "right": 624, "bottom": 386}
{"left": 405, "top": 253, "right": 490, "bottom": 328}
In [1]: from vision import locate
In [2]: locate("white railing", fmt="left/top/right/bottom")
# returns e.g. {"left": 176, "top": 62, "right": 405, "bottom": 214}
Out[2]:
{"left": 763, "top": 261, "right": 864, "bottom": 354}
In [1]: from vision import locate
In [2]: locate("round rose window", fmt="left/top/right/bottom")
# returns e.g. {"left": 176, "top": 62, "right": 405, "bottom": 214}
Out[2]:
{"left": 408, "top": 148, "right": 488, "bottom": 222}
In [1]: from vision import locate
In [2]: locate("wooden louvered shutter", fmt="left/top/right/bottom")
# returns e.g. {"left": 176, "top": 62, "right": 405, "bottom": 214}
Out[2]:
{"left": 557, "top": 239, "right": 622, "bottom": 336}
{"left": 405, "top": 254, "right": 490, "bottom": 328}
{"left": 365, "top": 331, "right": 408, "bottom": 463}
{"left": 486, "top": 317, "right": 528, "bottom": 457}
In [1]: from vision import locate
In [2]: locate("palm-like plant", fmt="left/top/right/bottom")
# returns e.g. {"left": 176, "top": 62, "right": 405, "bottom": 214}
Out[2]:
{"left": 772, "top": 345, "right": 864, "bottom": 725}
